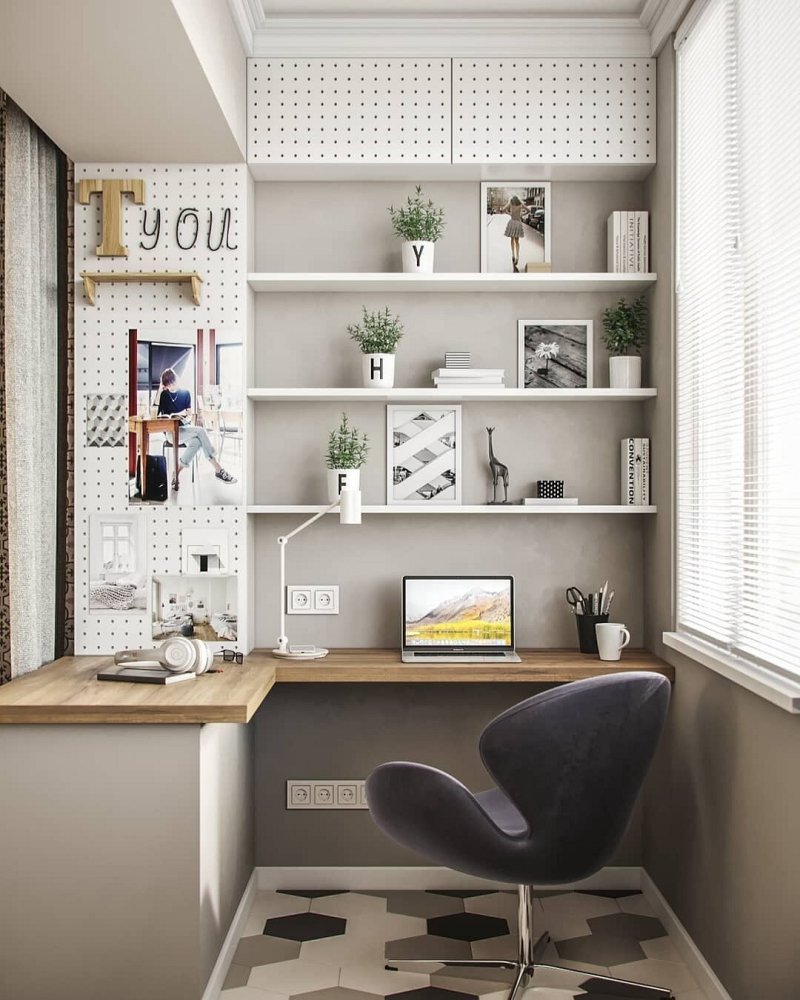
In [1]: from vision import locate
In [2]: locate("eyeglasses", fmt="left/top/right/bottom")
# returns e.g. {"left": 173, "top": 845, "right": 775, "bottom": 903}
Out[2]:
{"left": 216, "top": 649, "right": 244, "bottom": 664}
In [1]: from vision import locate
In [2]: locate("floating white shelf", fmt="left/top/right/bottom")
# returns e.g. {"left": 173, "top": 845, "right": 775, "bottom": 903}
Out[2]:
{"left": 248, "top": 387, "right": 657, "bottom": 403}
{"left": 247, "top": 505, "right": 657, "bottom": 515}
{"left": 247, "top": 272, "right": 657, "bottom": 294}
{"left": 249, "top": 163, "right": 656, "bottom": 183}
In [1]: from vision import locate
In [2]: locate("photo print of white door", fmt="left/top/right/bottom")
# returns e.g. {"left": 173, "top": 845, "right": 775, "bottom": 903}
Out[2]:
{"left": 387, "top": 406, "right": 462, "bottom": 505}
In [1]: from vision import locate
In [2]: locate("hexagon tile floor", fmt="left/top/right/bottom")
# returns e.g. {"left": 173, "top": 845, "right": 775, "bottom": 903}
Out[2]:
{"left": 219, "top": 889, "right": 707, "bottom": 1000}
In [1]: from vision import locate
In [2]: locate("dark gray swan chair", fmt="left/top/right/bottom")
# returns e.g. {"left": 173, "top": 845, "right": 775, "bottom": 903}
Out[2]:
{"left": 367, "top": 672, "right": 672, "bottom": 1000}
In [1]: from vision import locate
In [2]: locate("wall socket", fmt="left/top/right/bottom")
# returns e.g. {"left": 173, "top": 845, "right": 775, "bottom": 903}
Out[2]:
{"left": 287, "top": 585, "right": 340, "bottom": 615}
{"left": 287, "top": 779, "right": 368, "bottom": 809}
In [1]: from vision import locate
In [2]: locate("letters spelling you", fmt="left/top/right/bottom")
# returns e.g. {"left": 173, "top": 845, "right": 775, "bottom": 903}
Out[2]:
{"left": 77, "top": 177, "right": 238, "bottom": 257}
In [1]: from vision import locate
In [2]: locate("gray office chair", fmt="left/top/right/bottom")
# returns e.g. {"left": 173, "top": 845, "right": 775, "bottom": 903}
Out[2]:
{"left": 367, "top": 672, "right": 672, "bottom": 1000}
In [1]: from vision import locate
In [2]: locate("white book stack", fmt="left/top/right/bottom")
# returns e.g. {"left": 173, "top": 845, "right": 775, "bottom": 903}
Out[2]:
{"left": 432, "top": 367, "right": 505, "bottom": 390}
{"left": 522, "top": 497, "right": 579, "bottom": 506}
{"left": 621, "top": 437, "right": 651, "bottom": 505}
{"left": 607, "top": 211, "right": 649, "bottom": 273}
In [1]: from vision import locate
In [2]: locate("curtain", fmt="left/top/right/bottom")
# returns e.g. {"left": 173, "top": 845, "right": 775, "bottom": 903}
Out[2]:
{"left": 3, "top": 98, "right": 59, "bottom": 677}
{"left": 0, "top": 92, "right": 10, "bottom": 682}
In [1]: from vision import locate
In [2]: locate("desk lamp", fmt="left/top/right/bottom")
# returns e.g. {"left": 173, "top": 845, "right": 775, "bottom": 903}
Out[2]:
{"left": 272, "top": 487, "right": 361, "bottom": 660}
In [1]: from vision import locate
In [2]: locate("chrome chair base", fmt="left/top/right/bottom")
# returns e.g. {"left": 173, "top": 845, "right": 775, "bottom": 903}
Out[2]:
{"left": 385, "top": 886, "right": 674, "bottom": 1000}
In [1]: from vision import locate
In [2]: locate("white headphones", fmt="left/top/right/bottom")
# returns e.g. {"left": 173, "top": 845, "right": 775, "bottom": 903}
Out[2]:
{"left": 114, "top": 637, "right": 215, "bottom": 675}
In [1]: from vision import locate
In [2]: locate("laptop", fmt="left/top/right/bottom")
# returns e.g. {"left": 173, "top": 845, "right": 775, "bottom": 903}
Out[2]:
{"left": 401, "top": 575, "right": 521, "bottom": 663}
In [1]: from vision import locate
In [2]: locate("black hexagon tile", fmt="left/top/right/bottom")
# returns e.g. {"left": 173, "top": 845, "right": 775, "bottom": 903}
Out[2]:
{"left": 387, "top": 988, "right": 478, "bottom": 1000}
{"left": 386, "top": 933, "right": 471, "bottom": 961}
{"left": 427, "top": 912, "right": 509, "bottom": 942}
{"left": 278, "top": 889, "right": 347, "bottom": 899}
{"left": 266, "top": 911, "right": 347, "bottom": 942}
{"left": 587, "top": 912, "right": 667, "bottom": 941}
{"left": 234, "top": 934, "right": 301, "bottom": 966}
{"left": 556, "top": 932, "right": 646, "bottom": 966}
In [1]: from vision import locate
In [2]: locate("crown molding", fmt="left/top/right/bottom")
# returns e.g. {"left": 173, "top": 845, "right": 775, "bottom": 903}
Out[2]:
{"left": 227, "top": 0, "right": 262, "bottom": 56}
{"left": 247, "top": 15, "right": 653, "bottom": 58}
{"left": 640, "top": 0, "right": 693, "bottom": 54}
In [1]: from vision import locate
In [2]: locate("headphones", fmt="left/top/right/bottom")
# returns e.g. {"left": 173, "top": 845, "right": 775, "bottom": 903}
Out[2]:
{"left": 114, "top": 637, "right": 215, "bottom": 675}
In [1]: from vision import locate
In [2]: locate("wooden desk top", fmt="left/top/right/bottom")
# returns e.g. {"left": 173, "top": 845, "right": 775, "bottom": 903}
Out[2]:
{"left": 265, "top": 648, "right": 675, "bottom": 684}
{"left": 0, "top": 649, "right": 672, "bottom": 723}
{"left": 0, "top": 656, "right": 276, "bottom": 724}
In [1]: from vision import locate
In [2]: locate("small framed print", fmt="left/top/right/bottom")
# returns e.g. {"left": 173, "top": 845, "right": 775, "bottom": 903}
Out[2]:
{"left": 387, "top": 405, "right": 462, "bottom": 505}
{"left": 481, "top": 182, "right": 551, "bottom": 273}
{"left": 518, "top": 320, "right": 594, "bottom": 389}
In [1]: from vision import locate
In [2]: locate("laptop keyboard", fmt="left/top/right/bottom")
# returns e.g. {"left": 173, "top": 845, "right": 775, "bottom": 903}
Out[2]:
{"left": 420, "top": 650, "right": 507, "bottom": 657}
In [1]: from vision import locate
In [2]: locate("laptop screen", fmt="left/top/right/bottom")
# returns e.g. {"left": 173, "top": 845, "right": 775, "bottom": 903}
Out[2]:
{"left": 403, "top": 576, "right": 514, "bottom": 649}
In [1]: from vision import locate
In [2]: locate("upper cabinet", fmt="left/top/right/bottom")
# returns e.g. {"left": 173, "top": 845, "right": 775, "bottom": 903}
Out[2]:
{"left": 247, "top": 57, "right": 655, "bottom": 173}
{"left": 248, "top": 58, "right": 452, "bottom": 164}
{"left": 452, "top": 59, "right": 654, "bottom": 166}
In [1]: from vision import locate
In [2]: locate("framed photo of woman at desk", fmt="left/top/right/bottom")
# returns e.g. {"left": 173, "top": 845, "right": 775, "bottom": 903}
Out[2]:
{"left": 127, "top": 329, "right": 244, "bottom": 506}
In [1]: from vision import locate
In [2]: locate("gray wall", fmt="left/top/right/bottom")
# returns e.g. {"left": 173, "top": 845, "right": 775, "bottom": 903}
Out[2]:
{"left": 254, "top": 683, "right": 642, "bottom": 868}
{"left": 253, "top": 178, "right": 651, "bottom": 650}
{"left": 642, "top": 44, "right": 800, "bottom": 1000}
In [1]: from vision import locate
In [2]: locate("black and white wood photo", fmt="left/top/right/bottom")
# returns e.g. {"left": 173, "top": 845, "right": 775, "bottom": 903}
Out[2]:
{"left": 481, "top": 182, "right": 551, "bottom": 273}
{"left": 387, "top": 405, "right": 462, "bottom": 505}
{"left": 518, "top": 320, "right": 593, "bottom": 389}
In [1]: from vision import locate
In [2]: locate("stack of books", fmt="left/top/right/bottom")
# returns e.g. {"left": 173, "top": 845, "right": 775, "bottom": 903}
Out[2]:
{"left": 607, "top": 211, "right": 649, "bottom": 272}
{"left": 445, "top": 352, "right": 471, "bottom": 369}
{"left": 432, "top": 366, "right": 506, "bottom": 390}
{"left": 521, "top": 497, "right": 579, "bottom": 506}
{"left": 621, "top": 437, "right": 651, "bottom": 505}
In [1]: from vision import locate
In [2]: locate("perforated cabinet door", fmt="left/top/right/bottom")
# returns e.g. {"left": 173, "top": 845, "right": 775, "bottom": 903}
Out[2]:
{"left": 248, "top": 58, "right": 452, "bottom": 163}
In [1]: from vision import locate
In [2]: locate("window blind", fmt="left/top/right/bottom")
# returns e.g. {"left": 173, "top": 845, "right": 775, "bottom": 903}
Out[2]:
{"left": 676, "top": 0, "right": 800, "bottom": 680}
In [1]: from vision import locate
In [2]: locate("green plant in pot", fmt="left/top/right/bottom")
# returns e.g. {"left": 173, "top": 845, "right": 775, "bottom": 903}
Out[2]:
{"left": 602, "top": 296, "right": 648, "bottom": 389}
{"left": 388, "top": 185, "right": 445, "bottom": 274}
{"left": 347, "top": 306, "right": 404, "bottom": 389}
{"left": 326, "top": 412, "right": 369, "bottom": 503}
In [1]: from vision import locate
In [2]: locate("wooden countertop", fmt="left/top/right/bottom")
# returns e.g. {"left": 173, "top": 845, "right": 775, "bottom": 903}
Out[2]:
{"left": 267, "top": 648, "right": 674, "bottom": 683}
{"left": 0, "top": 656, "right": 276, "bottom": 724}
{"left": 0, "top": 649, "right": 672, "bottom": 724}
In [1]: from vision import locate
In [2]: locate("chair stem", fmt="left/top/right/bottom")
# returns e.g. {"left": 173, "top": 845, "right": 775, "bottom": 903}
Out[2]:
{"left": 517, "top": 884, "right": 536, "bottom": 966}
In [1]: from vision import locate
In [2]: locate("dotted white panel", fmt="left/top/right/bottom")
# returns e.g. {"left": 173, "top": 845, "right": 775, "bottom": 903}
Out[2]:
{"left": 248, "top": 58, "right": 451, "bottom": 162}
{"left": 453, "top": 58, "right": 655, "bottom": 163}
{"left": 74, "top": 164, "right": 247, "bottom": 655}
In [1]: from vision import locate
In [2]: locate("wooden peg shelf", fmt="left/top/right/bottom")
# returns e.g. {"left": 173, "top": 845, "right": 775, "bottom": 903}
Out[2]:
{"left": 80, "top": 271, "right": 203, "bottom": 306}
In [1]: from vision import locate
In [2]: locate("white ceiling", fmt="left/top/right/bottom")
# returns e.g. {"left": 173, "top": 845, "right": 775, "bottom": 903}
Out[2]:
{"left": 258, "top": 1, "right": 648, "bottom": 14}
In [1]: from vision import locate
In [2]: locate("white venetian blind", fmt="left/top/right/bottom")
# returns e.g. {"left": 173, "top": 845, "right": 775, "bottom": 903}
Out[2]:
{"left": 676, "top": 0, "right": 800, "bottom": 679}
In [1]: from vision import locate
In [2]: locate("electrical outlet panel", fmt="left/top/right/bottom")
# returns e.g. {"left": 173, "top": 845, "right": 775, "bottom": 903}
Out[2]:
{"left": 287, "top": 585, "right": 340, "bottom": 615}
{"left": 287, "top": 780, "right": 368, "bottom": 809}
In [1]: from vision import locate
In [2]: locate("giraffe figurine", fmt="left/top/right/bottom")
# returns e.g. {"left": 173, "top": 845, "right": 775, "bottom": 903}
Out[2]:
{"left": 486, "top": 427, "right": 510, "bottom": 504}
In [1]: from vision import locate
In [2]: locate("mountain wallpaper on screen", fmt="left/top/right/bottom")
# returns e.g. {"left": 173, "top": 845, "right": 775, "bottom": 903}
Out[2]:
{"left": 407, "top": 586, "right": 512, "bottom": 644}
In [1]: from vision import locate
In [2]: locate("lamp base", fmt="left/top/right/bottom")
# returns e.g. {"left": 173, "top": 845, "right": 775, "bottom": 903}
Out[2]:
{"left": 271, "top": 646, "right": 329, "bottom": 660}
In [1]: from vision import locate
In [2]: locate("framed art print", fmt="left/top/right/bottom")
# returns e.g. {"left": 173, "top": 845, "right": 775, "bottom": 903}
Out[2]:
{"left": 387, "top": 406, "right": 462, "bottom": 505}
{"left": 517, "top": 320, "right": 594, "bottom": 389}
{"left": 480, "top": 182, "right": 551, "bottom": 273}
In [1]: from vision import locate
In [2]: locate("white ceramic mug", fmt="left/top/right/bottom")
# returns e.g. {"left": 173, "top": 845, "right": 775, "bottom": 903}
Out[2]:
{"left": 595, "top": 622, "right": 631, "bottom": 661}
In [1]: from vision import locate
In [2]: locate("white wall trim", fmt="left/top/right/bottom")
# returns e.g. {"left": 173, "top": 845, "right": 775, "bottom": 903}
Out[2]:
{"left": 200, "top": 869, "right": 257, "bottom": 1000}
{"left": 255, "top": 865, "right": 642, "bottom": 892}
{"left": 641, "top": 0, "right": 694, "bottom": 54}
{"left": 227, "top": 0, "right": 261, "bottom": 56}
{"left": 642, "top": 871, "right": 733, "bottom": 1000}
{"left": 663, "top": 631, "right": 800, "bottom": 714}
{"left": 248, "top": 17, "right": 652, "bottom": 58}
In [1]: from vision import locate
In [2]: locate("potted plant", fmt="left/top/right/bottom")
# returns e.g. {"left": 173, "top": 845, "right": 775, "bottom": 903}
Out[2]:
{"left": 347, "top": 306, "right": 404, "bottom": 388}
{"left": 388, "top": 185, "right": 445, "bottom": 273}
{"left": 602, "top": 296, "right": 648, "bottom": 389}
{"left": 326, "top": 412, "right": 369, "bottom": 502}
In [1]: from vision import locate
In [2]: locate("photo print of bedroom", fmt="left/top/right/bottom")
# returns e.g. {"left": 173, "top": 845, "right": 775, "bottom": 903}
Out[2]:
{"left": 127, "top": 328, "right": 243, "bottom": 506}
{"left": 88, "top": 511, "right": 148, "bottom": 615}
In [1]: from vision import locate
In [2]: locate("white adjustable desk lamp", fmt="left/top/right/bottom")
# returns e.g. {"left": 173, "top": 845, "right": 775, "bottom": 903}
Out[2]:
{"left": 272, "top": 487, "right": 362, "bottom": 660}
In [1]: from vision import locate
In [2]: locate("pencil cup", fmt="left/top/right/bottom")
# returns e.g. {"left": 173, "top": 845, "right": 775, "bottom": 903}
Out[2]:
{"left": 576, "top": 613, "right": 609, "bottom": 654}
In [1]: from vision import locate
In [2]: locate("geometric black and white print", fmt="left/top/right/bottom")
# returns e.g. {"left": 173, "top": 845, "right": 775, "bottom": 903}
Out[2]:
{"left": 86, "top": 393, "right": 127, "bottom": 447}
{"left": 388, "top": 406, "right": 461, "bottom": 505}
{"left": 220, "top": 888, "right": 702, "bottom": 999}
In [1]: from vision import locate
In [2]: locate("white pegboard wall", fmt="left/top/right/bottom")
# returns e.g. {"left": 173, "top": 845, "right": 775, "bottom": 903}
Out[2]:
{"left": 453, "top": 58, "right": 655, "bottom": 163}
{"left": 74, "top": 164, "right": 248, "bottom": 655}
{"left": 248, "top": 58, "right": 452, "bottom": 163}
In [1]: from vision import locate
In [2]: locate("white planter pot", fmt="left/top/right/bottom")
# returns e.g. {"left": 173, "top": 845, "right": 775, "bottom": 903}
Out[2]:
{"left": 327, "top": 468, "right": 361, "bottom": 504}
{"left": 362, "top": 353, "right": 395, "bottom": 389}
{"left": 609, "top": 355, "right": 642, "bottom": 389}
{"left": 401, "top": 240, "right": 435, "bottom": 273}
